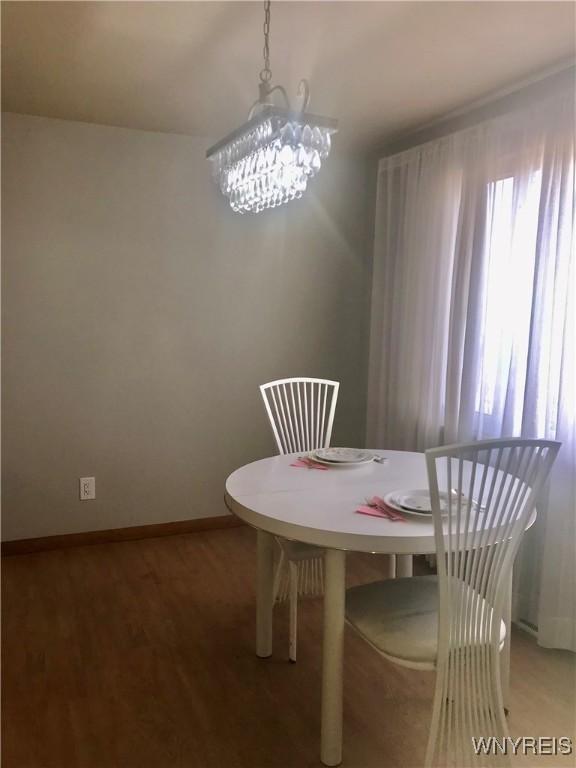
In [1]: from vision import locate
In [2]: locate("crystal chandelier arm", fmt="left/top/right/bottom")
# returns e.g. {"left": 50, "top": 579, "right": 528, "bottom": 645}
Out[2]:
{"left": 247, "top": 83, "right": 290, "bottom": 120}
{"left": 247, "top": 99, "right": 263, "bottom": 121}
{"left": 297, "top": 79, "right": 310, "bottom": 113}
{"left": 265, "top": 84, "right": 290, "bottom": 108}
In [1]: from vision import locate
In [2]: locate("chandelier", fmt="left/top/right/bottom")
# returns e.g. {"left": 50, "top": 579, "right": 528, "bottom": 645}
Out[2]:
{"left": 206, "top": 0, "right": 338, "bottom": 214}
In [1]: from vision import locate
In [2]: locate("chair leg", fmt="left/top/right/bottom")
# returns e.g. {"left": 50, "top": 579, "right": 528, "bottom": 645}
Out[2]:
{"left": 288, "top": 561, "right": 298, "bottom": 663}
{"left": 424, "top": 663, "right": 445, "bottom": 768}
{"left": 396, "top": 554, "right": 413, "bottom": 577}
{"left": 272, "top": 546, "right": 285, "bottom": 603}
{"left": 501, "top": 568, "right": 512, "bottom": 714}
{"left": 387, "top": 553, "right": 397, "bottom": 578}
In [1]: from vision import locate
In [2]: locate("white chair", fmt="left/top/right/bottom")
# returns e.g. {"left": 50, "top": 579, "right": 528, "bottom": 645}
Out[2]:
{"left": 260, "top": 377, "right": 339, "bottom": 662}
{"left": 346, "top": 438, "right": 560, "bottom": 766}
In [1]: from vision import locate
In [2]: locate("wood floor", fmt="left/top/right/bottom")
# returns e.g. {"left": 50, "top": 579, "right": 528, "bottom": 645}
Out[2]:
{"left": 3, "top": 527, "right": 575, "bottom": 768}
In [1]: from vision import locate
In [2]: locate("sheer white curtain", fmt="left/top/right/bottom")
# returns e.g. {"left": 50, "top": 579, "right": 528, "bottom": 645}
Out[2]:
{"left": 367, "top": 86, "right": 575, "bottom": 650}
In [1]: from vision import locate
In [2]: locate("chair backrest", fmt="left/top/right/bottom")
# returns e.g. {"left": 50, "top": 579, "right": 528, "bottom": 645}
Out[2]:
{"left": 260, "top": 377, "right": 340, "bottom": 455}
{"left": 424, "top": 437, "right": 560, "bottom": 765}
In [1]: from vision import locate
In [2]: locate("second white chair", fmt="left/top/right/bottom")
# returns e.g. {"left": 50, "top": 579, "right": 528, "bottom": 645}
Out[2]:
{"left": 346, "top": 437, "right": 560, "bottom": 766}
{"left": 260, "top": 377, "right": 339, "bottom": 662}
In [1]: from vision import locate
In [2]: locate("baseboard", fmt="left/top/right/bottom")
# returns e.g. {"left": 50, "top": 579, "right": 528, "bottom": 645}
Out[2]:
{"left": 513, "top": 619, "right": 539, "bottom": 638}
{"left": 1, "top": 515, "right": 244, "bottom": 556}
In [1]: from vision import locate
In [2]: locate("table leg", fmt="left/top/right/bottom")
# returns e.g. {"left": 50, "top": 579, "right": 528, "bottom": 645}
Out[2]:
{"left": 321, "top": 549, "right": 346, "bottom": 767}
{"left": 396, "top": 554, "right": 413, "bottom": 577}
{"left": 501, "top": 567, "right": 512, "bottom": 713}
{"left": 256, "top": 530, "right": 275, "bottom": 658}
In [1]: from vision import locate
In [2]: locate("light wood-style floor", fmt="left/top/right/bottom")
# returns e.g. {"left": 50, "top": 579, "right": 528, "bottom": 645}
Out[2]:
{"left": 3, "top": 526, "right": 575, "bottom": 768}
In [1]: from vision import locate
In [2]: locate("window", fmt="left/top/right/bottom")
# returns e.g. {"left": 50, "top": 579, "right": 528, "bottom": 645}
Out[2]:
{"left": 475, "top": 168, "right": 569, "bottom": 438}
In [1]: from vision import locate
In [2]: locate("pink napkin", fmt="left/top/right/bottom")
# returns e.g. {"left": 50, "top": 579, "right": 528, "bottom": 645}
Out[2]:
{"left": 356, "top": 495, "right": 406, "bottom": 522}
{"left": 356, "top": 505, "right": 389, "bottom": 518}
{"left": 290, "top": 457, "right": 329, "bottom": 470}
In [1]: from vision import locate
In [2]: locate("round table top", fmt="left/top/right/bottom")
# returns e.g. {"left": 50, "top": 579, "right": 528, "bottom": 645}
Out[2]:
{"left": 225, "top": 449, "right": 537, "bottom": 554}
{"left": 226, "top": 449, "right": 442, "bottom": 554}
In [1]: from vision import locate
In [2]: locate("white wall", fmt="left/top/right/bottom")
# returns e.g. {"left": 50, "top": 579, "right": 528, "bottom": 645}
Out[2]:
{"left": 2, "top": 113, "right": 370, "bottom": 540}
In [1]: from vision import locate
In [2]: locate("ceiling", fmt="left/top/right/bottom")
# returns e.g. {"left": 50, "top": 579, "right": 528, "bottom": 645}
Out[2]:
{"left": 2, "top": 1, "right": 575, "bottom": 151}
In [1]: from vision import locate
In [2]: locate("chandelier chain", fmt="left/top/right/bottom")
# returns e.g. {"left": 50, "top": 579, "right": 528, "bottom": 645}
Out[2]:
{"left": 260, "top": 0, "right": 272, "bottom": 84}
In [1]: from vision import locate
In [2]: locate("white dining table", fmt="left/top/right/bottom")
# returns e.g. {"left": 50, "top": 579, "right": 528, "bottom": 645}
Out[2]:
{"left": 224, "top": 449, "right": 514, "bottom": 766}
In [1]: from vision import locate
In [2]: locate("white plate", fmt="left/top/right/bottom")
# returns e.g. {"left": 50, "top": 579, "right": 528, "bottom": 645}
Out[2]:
{"left": 384, "top": 489, "right": 451, "bottom": 517}
{"left": 312, "top": 448, "right": 373, "bottom": 465}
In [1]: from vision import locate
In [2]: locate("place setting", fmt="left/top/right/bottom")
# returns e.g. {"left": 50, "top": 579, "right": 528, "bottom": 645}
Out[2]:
{"left": 291, "top": 447, "right": 388, "bottom": 470}
{"left": 356, "top": 489, "right": 446, "bottom": 522}
{"left": 356, "top": 489, "right": 479, "bottom": 522}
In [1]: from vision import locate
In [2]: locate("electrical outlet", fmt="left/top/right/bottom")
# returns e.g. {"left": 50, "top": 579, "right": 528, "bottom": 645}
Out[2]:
{"left": 79, "top": 477, "right": 96, "bottom": 500}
